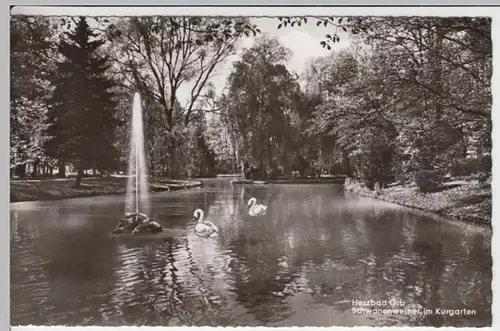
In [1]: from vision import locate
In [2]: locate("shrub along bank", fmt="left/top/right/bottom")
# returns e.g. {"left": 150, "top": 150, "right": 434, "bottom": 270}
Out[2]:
{"left": 344, "top": 174, "right": 491, "bottom": 228}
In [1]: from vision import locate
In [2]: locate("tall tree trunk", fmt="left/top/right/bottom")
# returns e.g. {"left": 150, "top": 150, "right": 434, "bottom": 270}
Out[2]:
{"left": 432, "top": 24, "right": 445, "bottom": 119}
{"left": 232, "top": 137, "right": 238, "bottom": 175}
{"left": 57, "top": 161, "right": 66, "bottom": 178}
{"left": 458, "top": 124, "right": 468, "bottom": 159}
{"left": 281, "top": 140, "right": 289, "bottom": 176}
{"left": 342, "top": 148, "right": 353, "bottom": 177}
{"left": 75, "top": 168, "right": 84, "bottom": 188}
{"left": 31, "top": 159, "right": 40, "bottom": 177}
{"left": 15, "top": 163, "right": 26, "bottom": 179}
{"left": 266, "top": 140, "right": 275, "bottom": 178}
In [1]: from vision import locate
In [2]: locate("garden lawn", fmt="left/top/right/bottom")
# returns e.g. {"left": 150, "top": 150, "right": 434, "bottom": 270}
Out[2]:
{"left": 10, "top": 177, "right": 201, "bottom": 203}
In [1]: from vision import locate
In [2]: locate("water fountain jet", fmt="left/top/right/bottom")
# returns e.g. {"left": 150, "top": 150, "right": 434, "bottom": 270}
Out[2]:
{"left": 110, "top": 93, "right": 169, "bottom": 237}
{"left": 125, "top": 93, "right": 150, "bottom": 216}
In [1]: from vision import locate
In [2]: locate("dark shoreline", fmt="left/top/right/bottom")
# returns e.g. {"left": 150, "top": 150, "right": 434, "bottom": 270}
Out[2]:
{"left": 10, "top": 177, "right": 202, "bottom": 203}
{"left": 230, "top": 177, "right": 346, "bottom": 185}
{"left": 344, "top": 179, "right": 491, "bottom": 230}
{"left": 11, "top": 176, "right": 492, "bottom": 233}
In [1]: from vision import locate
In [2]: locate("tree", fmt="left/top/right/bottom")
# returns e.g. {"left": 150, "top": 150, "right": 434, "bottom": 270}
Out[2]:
{"left": 274, "top": 16, "right": 367, "bottom": 49}
{"left": 301, "top": 17, "right": 491, "bottom": 186}
{"left": 183, "top": 116, "right": 217, "bottom": 177}
{"left": 359, "top": 17, "right": 491, "bottom": 119}
{"left": 106, "top": 17, "right": 260, "bottom": 127}
{"left": 102, "top": 17, "right": 259, "bottom": 177}
{"left": 10, "top": 16, "right": 55, "bottom": 178}
{"left": 205, "top": 113, "right": 238, "bottom": 174}
{"left": 221, "top": 36, "right": 302, "bottom": 178}
{"left": 302, "top": 47, "right": 366, "bottom": 177}
{"left": 358, "top": 17, "right": 492, "bottom": 174}
{"left": 46, "top": 17, "right": 120, "bottom": 187}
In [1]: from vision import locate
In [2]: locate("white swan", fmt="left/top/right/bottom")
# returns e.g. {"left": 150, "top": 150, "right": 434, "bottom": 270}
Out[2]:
{"left": 193, "top": 209, "right": 219, "bottom": 238}
{"left": 248, "top": 197, "right": 267, "bottom": 216}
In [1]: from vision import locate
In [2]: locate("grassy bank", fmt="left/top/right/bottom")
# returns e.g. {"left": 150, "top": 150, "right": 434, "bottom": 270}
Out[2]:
{"left": 10, "top": 177, "right": 202, "bottom": 203}
{"left": 231, "top": 176, "right": 346, "bottom": 185}
{"left": 344, "top": 178, "right": 491, "bottom": 228}
{"left": 216, "top": 174, "right": 242, "bottom": 178}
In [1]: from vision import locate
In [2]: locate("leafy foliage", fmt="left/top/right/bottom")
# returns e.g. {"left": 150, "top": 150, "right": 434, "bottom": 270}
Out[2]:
{"left": 105, "top": 17, "right": 257, "bottom": 128}
{"left": 10, "top": 15, "right": 491, "bottom": 186}
{"left": 10, "top": 98, "right": 51, "bottom": 169}
{"left": 414, "top": 170, "right": 445, "bottom": 193}
{"left": 94, "top": 16, "right": 258, "bottom": 177}
{"left": 300, "top": 17, "right": 491, "bottom": 187}
{"left": 212, "top": 36, "right": 302, "bottom": 178}
{"left": 45, "top": 17, "right": 120, "bottom": 184}
{"left": 275, "top": 16, "right": 367, "bottom": 50}
{"left": 205, "top": 114, "right": 238, "bottom": 173}
{"left": 10, "top": 16, "right": 55, "bottom": 177}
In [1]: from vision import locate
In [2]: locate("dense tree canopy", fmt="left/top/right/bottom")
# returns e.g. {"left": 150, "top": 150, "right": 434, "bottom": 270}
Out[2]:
{"left": 10, "top": 16, "right": 55, "bottom": 178}
{"left": 45, "top": 17, "right": 120, "bottom": 185}
{"left": 10, "top": 15, "right": 491, "bottom": 186}
{"left": 214, "top": 36, "right": 302, "bottom": 177}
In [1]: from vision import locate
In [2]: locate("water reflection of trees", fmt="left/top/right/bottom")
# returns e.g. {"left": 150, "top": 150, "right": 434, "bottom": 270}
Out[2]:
{"left": 346, "top": 210, "right": 492, "bottom": 327}
{"left": 12, "top": 181, "right": 491, "bottom": 327}
{"left": 223, "top": 185, "right": 491, "bottom": 327}
{"left": 113, "top": 184, "right": 494, "bottom": 326}
{"left": 108, "top": 181, "right": 240, "bottom": 326}
{"left": 11, "top": 205, "right": 120, "bottom": 326}
{"left": 223, "top": 185, "right": 348, "bottom": 323}
{"left": 424, "top": 226, "right": 491, "bottom": 326}
{"left": 10, "top": 211, "right": 53, "bottom": 325}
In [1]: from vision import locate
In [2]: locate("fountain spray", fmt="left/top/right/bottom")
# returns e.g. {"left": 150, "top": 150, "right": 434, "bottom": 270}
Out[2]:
{"left": 126, "top": 93, "right": 150, "bottom": 216}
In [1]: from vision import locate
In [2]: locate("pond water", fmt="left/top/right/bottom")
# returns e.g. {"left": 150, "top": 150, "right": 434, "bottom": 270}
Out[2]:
{"left": 10, "top": 178, "right": 492, "bottom": 327}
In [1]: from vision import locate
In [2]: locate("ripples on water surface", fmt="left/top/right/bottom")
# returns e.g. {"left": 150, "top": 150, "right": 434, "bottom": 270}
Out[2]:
{"left": 10, "top": 179, "right": 492, "bottom": 327}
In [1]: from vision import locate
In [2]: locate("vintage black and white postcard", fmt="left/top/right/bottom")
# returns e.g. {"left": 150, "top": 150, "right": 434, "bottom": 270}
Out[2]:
{"left": 9, "top": 5, "right": 494, "bottom": 329}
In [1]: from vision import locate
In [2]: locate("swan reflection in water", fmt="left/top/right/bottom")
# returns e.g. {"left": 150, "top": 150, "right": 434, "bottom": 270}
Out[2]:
{"left": 9, "top": 180, "right": 492, "bottom": 327}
